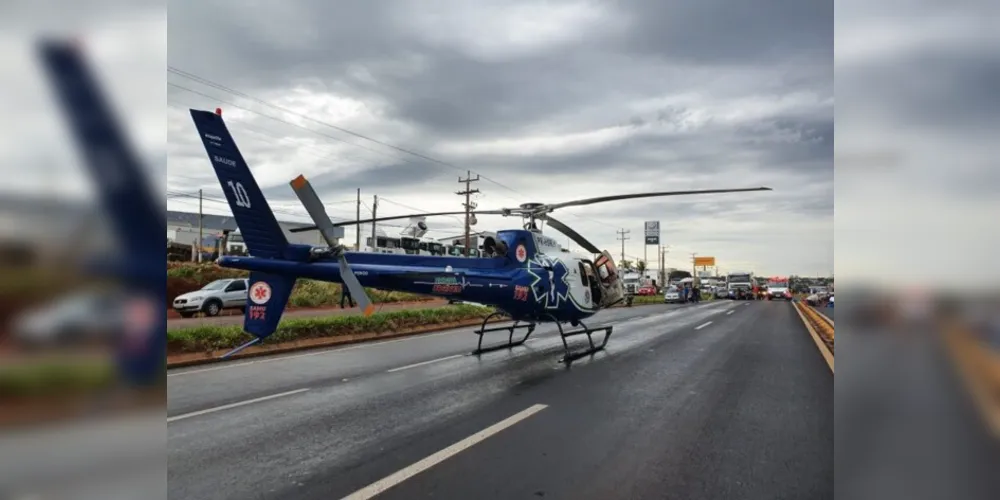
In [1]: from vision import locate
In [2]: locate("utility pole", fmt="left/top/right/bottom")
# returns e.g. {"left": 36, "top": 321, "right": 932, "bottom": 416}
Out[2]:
{"left": 197, "top": 188, "right": 203, "bottom": 263}
{"left": 371, "top": 194, "right": 378, "bottom": 250}
{"left": 355, "top": 188, "right": 361, "bottom": 250}
{"left": 659, "top": 246, "right": 665, "bottom": 285}
{"left": 457, "top": 170, "right": 480, "bottom": 257}
{"left": 659, "top": 245, "right": 670, "bottom": 286}
{"left": 643, "top": 243, "right": 647, "bottom": 279}
{"left": 616, "top": 228, "right": 630, "bottom": 264}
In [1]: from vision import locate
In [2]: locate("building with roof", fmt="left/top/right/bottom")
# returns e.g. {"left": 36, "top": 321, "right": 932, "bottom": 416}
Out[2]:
{"left": 166, "top": 210, "right": 331, "bottom": 254}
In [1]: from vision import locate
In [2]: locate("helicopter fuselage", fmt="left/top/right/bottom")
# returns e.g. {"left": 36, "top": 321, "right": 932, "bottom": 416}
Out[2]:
{"left": 218, "top": 229, "right": 622, "bottom": 324}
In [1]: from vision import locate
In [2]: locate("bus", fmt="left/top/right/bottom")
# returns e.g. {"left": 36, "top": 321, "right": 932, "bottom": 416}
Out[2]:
{"left": 365, "top": 235, "right": 449, "bottom": 256}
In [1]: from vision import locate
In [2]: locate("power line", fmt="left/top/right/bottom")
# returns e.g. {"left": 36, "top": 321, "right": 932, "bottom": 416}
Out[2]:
{"left": 169, "top": 82, "right": 398, "bottom": 161}
{"left": 169, "top": 81, "right": 528, "bottom": 206}
{"left": 379, "top": 197, "right": 464, "bottom": 224}
{"left": 167, "top": 68, "right": 616, "bottom": 230}
{"left": 169, "top": 68, "right": 472, "bottom": 174}
{"left": 170, "top": 93, "right": 376, "bottom": 168}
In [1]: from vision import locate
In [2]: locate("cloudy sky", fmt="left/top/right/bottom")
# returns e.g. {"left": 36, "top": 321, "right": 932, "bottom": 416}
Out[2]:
{"left": 0, "top": 0, "right": 994, "bottom": 288}
{"left": 162, "top": 0, "right": 834, "bottom": 276}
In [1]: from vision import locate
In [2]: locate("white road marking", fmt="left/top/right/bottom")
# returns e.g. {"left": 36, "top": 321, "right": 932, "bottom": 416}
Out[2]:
{"left": 168, "top": 328, "right": 476, "bottom": 377}
{"left": 340, "top": 404, "right": 548, "bottom": 500}
{"left": 387, "top": 354, "right": 464, "bottom": 373}
{"left": 167, "top": 388, "right": 310, "bottom": 423}
{"left": 726, "top": 310, "right": 735, "bottom": 315}
{"left": 695, "top": 321, "right": 713, "bottom": 330}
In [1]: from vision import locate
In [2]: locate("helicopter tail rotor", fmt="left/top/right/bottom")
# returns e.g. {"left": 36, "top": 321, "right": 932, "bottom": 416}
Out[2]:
{"left": 289, "top": 174, "right": 375, "bottom": 316}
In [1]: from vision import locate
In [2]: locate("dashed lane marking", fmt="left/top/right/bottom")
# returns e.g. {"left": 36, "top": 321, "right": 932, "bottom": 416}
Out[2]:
{"left": 340, "top": 404, "right": 549, "bottom": 500}
{"left": 167, "top": 388, "right": 310, "bottom": 423}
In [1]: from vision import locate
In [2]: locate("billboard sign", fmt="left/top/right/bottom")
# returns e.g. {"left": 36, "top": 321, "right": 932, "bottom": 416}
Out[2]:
{"left": 644, "top": 221, "right": 659, "bottom": 245}
{"left": 694, "top": 256, "right": 716, "bottom": 267}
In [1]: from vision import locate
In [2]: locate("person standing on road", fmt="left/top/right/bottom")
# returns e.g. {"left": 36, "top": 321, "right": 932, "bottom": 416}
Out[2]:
{"left": 340, "top": 285, "right": 355, "bottom": 308}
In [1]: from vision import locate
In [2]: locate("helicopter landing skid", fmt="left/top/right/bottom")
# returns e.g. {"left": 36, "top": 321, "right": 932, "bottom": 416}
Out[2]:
{"left": 554, "top": 319, "right": 613, "bottom": 363}
{"left": 472, "top": 311, "right": 536, "bottom": 355}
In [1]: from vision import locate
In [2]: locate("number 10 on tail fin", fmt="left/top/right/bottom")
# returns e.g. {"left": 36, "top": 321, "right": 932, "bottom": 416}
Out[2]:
{"left": 189, "top": 108, "right": 289, "bottom": 258}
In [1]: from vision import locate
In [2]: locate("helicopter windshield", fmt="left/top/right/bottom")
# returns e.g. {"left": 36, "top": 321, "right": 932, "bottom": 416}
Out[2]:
{"left": 596, "top": 262, "right": 610, "bottom": 281}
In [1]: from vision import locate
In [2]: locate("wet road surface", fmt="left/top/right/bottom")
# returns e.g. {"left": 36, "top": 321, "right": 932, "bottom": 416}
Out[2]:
{"left": 168, "top": 300, "right": 833, "bottom": 499}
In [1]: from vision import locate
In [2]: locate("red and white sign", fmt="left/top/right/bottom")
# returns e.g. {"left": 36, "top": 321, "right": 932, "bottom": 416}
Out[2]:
{"left": 515, "top": 244, "right": 527, "bottom": 263}
{"left": 249, "top": 281, "right": 272, "bottom": 305}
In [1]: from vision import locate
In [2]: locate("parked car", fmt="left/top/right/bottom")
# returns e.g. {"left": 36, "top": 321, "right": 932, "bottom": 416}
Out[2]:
{"left": 172, "top": 278, "right": 249, "bottom": 317}
{"left": 13, "top": 288, "right": 134, "bottom": 347}
{"left": 664, "top": 285, "right": 682, "bottom": 304}
{"left": 637, "top": 284, "right": 657, "bottom": 296}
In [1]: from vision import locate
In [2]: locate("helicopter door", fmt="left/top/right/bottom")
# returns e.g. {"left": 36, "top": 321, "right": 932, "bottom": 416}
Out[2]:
{"left": 593, "top": 251, "right": 625, "bottom": 307}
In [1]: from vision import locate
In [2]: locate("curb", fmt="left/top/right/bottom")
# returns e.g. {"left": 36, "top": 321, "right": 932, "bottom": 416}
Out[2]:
{"left": 166, "top": 318, "right": 487, "bottom": 369}
{"left": 166, "top": 301, "right": 671, "bottom": 369}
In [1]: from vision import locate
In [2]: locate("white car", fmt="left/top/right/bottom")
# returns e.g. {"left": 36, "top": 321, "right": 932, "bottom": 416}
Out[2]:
{"left": 172, "top": 278, "right": 249, "bottom": 317}
{"left": 664, "top": 286, "right": 681, "bottom": 304}
{"left": 13, "top": 289, "right": 131, "bottom": 346}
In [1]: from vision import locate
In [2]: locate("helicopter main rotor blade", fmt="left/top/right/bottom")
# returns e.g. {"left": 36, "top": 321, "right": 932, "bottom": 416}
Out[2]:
{"left": 544, "top": 215, "right": 601, "bottom": 254}
{"left": 289, "top": 210, "right": 509, "bottom": 233}
{"left": 538, "top": 187, "right": 772, "bottom": 213}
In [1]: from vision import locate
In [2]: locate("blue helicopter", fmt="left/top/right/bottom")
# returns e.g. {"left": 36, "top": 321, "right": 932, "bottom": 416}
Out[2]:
{"left": 189, "top": 108, "right": 771, "bottom": 362}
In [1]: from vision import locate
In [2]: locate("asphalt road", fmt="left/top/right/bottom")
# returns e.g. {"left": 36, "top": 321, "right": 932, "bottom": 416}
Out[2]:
{"left": 168, "top": 300, "right": 833, "bottom": 499}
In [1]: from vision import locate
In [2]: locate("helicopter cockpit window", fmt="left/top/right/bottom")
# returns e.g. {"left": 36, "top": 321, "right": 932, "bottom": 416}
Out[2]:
{"left": 578, "top": 263, "right": 589, "bottom": 286}
{"left": 482, "top": 237, "right": 496, "bottom": 257}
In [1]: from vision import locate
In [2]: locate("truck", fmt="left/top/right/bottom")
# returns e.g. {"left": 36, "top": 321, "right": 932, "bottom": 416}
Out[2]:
{"left": 621, "top": 271, "right": 642, "bottom": 306}
{"left": 622, "top": 271, "right": 642, "bottom": 297}
{"left": 726, "top": 271, "right": 754, "bottom": 300}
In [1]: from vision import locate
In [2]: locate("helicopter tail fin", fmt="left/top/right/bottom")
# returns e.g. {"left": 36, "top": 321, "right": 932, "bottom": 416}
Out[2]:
{"left": 220, "top": 271, "right": 296, "bottom": 358}
{"left": 189, "top": 108, "right": 289, "bottom": 258}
